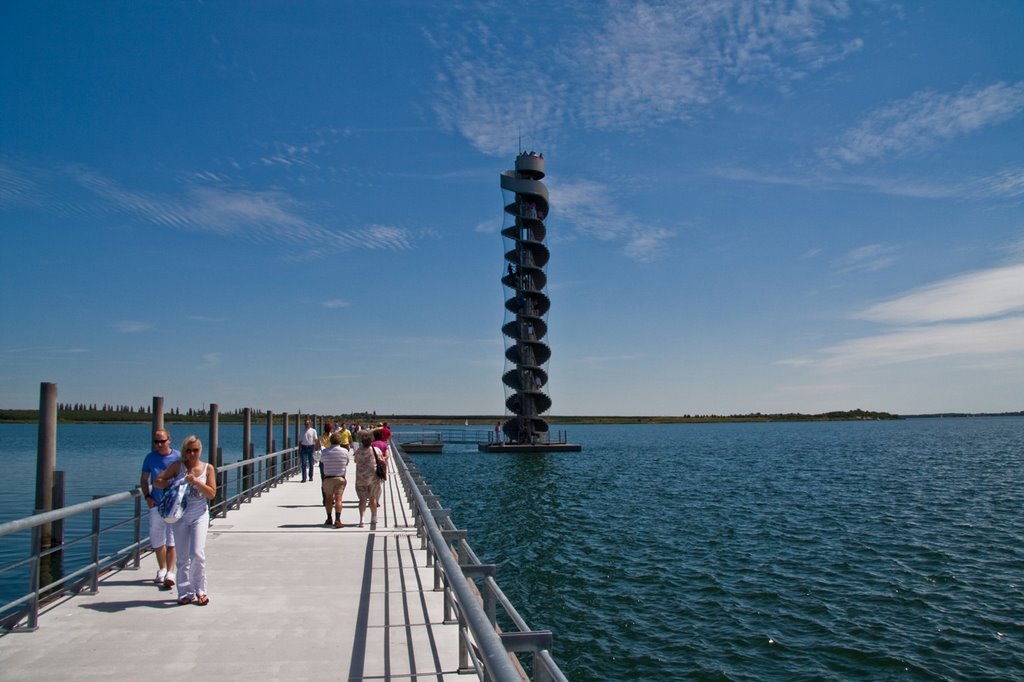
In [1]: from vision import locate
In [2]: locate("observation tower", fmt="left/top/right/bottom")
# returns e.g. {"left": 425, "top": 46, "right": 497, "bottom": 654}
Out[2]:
{"left": 481, "top": 151, "right": 580, "bottom": 453}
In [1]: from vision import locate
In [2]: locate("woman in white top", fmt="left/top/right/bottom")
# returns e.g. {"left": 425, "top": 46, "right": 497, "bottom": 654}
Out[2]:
{"left": 154, "top": 435, "right": 217, "bottom": 605}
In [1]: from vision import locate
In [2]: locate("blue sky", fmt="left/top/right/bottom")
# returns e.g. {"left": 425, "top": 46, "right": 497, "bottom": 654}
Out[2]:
{"left": 2, "top": 1, "right": 1023, "bottom": 416}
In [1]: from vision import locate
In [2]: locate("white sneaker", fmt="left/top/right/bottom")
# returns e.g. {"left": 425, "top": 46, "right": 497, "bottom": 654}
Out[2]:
{"left": 164, "top": 572, "right": 176, "bottom": 588}
{"left": 155, "top": 568, "right": 167, "bottom": 584}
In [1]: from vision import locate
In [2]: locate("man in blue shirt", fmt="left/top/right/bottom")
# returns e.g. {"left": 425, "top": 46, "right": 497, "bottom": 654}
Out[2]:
{"left": 140, "top": 429, "right": 180, "bottom": 588}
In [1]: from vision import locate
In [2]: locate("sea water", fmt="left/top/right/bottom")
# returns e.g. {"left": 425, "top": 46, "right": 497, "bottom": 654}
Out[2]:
{"left": 2, "top": 419, "right": 1022, "bottom": 680}
{"left": 411, "top": 419, "right": 1024, "bottom": 681}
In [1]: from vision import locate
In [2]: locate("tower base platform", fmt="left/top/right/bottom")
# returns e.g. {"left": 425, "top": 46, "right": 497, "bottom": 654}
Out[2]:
{"left": 478, "top": 442, "right": 582, "bottom": 453}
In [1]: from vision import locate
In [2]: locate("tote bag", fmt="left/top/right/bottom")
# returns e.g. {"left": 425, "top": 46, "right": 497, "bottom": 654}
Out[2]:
{"left": 157, "top": 480, "right": 188, "bottom": 523}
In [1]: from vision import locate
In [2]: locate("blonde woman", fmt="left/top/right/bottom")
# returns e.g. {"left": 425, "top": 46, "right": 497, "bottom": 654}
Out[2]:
{"left": 154, "top": 435, "right": 216, "bottom": 605}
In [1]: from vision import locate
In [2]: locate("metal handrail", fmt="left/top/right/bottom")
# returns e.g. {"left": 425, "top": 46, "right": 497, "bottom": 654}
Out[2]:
{"left": 392, "top": 428, "right": 495, "bottom": 444}
{"left": 0, "top": 488, "right": 146, "bottom": 632}
{"left": 0, "top": 445, "right": 300, "bottom": 632}
{"left": 392, "top": 445, "right": 568, "bottom": 682}
{"left": 211, "top": 446, "right": 299, "bottom": 518}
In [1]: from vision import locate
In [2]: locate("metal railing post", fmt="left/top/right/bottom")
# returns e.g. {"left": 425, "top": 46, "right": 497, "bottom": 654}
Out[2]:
{"left": 25, "top": 522, "right": 43, "bottom": 631}
{"left": 87, "top": 496, "right": 101, "bottom": 594}
{"left": 132, "top": 490, "right": 142, "bottom": 568}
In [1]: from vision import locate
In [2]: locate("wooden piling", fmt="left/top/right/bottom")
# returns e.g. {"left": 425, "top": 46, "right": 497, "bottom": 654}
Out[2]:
{"left": 35, "top": 382, "right": 57, "bottom": 548}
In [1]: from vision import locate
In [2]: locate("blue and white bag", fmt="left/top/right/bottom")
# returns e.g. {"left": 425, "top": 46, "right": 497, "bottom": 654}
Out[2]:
{"left": 158, "top": 479, "right": 188, "bottom": 523}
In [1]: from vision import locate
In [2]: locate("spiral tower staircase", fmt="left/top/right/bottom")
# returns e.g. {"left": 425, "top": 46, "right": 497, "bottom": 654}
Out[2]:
{"left": 498, "top": 151, "right": 553, "bottom": 444}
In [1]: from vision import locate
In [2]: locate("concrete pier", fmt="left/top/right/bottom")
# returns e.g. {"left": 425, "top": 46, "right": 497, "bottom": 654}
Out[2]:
{"left": 0, "top": 466, "right": 464, "bottom": 680}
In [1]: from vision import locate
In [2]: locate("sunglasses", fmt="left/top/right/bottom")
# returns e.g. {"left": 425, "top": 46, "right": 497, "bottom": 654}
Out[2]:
{"left": 185, "top": 447, "right": 201, "bottom": 453}
{"left": 153, "top": 439, "right": 169, "bottom": 444}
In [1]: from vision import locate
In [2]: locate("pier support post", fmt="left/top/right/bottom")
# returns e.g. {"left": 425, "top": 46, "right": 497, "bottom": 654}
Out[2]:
{"left": 209, "top": 404, "right": 220, "bottom": 471}
{"left": 51, "top": 470, "right": 65, "bottom": 547}
{"left": 35, "top": 382, "right": 57, "bottom": 548}
{"left": 266, "top": 410, "right": 274, "bottom": 489}
{"left": 282, "top": 412, "right": 290, "bottom": 474}
{"left": 209, "top": 404, "right": 220, "bottom": 513}
{"left": 243, "top": 408, "right": 252, "bottom": 501}
{"left": 152, "top": 396, "right": 164, "bottom": 433}
{"left": 293, "top": 413, "right": 302, "bottom": 473}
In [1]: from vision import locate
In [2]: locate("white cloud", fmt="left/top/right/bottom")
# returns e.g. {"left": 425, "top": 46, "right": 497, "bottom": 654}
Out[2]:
{"left": 833, "top": 243, "right": 898, "bottom": 274}
{"left": 66, "top": 167, "right": 413, "bottom": 252}
{"left": 0, "top": 162, "right": 39, "bottom": 204}
{"left": 321, "top": 299, "right": 350, "bottom": 309}
{"left": 782, "top": 261, "right": 1024, "bottom": 369}
{"left": 475, "top": 219, "right": 499, "bottom": 233}
{"left": 431, "top": 0, "right": 863, "bottom": 156}
{"left": 825, "top": 81, "right": 1024, "bottom": 166}
{"left": 713, "top": 163, "right": 1024, "bottom": 201}
{"left": 624, "top": 228, "right": 675, "bottom": 262}
{"left": 115, "top": 321, "right": 153, "bottom": 333}
{"left": 199, "top": 352, "right": 223, "bottom": 369}
{"left": 550, "top": 177, "right": 675, "bottom": 261}
{"left": 814, "top": 316, "right": 1024, "bottom": 367}
{"left": 856, "top": 263, "right": 1024, "bottom": 325}
{"left": 363, "top": 224, "right": 412, "bottom": 250}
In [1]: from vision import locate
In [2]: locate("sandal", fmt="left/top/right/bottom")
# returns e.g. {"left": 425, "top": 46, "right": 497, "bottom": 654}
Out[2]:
{"left": 178, "top": 596, "right": 194, "bottom": 605}
{"left": 196, "top": 594, "right": 210, "bottom": 606}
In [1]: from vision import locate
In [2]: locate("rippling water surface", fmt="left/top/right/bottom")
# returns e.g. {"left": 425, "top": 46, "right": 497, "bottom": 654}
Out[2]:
{"left": 2, "top": 419, "right": 1023, "bottom": 679}
{"left": 411, "top": 419, "right": 1024, "bottom": 681}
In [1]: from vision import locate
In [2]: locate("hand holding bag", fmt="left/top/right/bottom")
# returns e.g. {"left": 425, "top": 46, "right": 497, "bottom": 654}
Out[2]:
{"left": 158, "top": 479, "right": 188, "bottom": 523}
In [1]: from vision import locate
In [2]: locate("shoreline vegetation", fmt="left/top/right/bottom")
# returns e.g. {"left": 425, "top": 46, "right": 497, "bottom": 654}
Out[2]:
{"left": 0, "top": 406, "right": 1020, "bottom": 425}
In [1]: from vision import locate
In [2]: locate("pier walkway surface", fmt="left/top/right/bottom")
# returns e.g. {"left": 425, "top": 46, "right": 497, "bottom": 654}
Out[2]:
{"left": 0, "top": 467, "right": 463, "bottom": 681}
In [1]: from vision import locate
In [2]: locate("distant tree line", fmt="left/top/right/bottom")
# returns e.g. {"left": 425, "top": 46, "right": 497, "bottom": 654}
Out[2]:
{"left": 0, "top": 404, "right": 379, "bottom": 424}
{"left": 2, "top": 405, "right": 1021, "bottom": 425}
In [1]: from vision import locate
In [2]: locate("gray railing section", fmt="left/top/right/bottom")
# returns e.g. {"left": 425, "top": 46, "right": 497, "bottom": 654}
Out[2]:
{"left": 393, "top": 428, "right": 493, "bottom": 444}
{"left": 394, "top": 428, "right": 575, "bottom": 445}
{"left": 210, "top": 445, "right": 300, "bottom": 518}
{"left": 483, "top": 429, "right": 573, "bottom": 445}
{"left": 0, "top": 445, "right": 301, "bottom": 632}
{"left": 394, "top": 445, "right": 568, "bottom": 682}
{"left": 0, "top": 489, "right": 146, "bottom": 632}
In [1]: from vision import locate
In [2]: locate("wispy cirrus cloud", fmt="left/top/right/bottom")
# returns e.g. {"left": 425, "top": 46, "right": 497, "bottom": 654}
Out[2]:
{"left": 806, "top": 317, "right": 1024, "bottom": 368}
{"left": 199, "top": 352, "right": 223, "bottom": 369}
{"left": 431, "top": 0, "right": 863, "bottom": 156}
{"left": 1, "top": 159, "right": 415, "bottom": 252}
{"left": 712, "top": 162, "right": 1024, "bottom": 202}
{"left": 115, "top": 321, "right": 153, "bottom": 333}
{"left": 832, "top": 243, "right": 898, "bottom": 274}
{"left": 855, "top": 263, "right": 1024, "bottom": 325}
{"left": 781, "top": 260, "right": 1024, "bottom": 368}
{"left": 823, "top": 81, "right": 1024, "bottom": 166}
{"left": 551, "top": 177, "right": 675, "bottom": 262}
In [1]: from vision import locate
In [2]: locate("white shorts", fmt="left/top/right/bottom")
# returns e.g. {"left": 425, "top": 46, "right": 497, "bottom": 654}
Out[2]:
{"left": 148, "top": 505, "right": 176, "bottom": 548}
